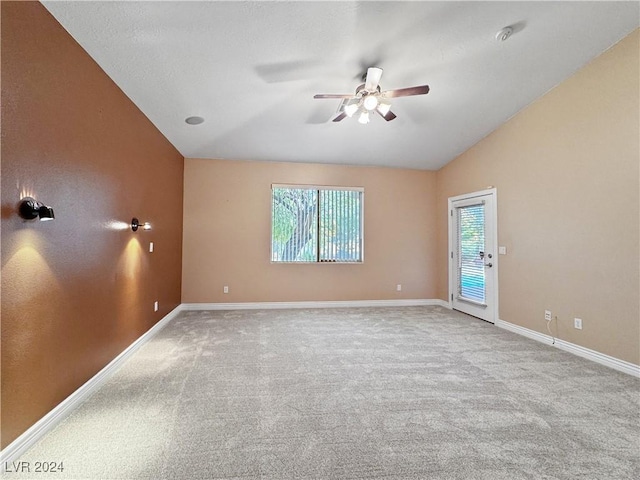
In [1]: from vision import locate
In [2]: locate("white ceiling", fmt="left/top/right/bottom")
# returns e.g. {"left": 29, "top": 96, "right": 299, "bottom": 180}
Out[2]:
{"left": 42, "top": 1, "right": 638, "bottom": 170}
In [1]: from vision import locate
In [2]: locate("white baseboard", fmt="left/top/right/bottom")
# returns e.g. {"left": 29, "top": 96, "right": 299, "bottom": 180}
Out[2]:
{"left": 0, "top": 305, "right": 183, "bottom": 469}
{"left": 496, "top": 319, "right": 640, "bottom": 378}
{"left": 181, "top": 298, "right": 450, "bottom": 310}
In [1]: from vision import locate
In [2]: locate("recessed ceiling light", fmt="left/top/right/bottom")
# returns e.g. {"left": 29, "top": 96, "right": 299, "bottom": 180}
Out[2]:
{"left": 185, "top": 116, "right": 205, "bottom": 125}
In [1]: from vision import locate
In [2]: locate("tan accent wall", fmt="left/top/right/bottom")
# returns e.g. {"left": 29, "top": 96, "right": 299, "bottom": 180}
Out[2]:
{"left": 435, "top": 30, "right": 640, "bottom": 364}
{"left": 182, "top": 159, "right": 437, "bottom": 303}
{"left": 1, "top": 2, "right": 184, "bottom": 447}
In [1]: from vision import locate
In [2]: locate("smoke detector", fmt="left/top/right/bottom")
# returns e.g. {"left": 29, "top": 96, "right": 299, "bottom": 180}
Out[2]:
{"left": 496, "top": 26, "right": 514, "bottom": 42}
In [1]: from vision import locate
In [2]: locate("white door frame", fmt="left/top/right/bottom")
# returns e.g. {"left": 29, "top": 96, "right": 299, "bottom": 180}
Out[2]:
{"left": 447, "top": 188, "right": 499, "bottom": 323}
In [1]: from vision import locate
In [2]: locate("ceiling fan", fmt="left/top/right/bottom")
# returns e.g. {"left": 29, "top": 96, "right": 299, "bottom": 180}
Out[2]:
{"left": 313, "top": 67, "right": 430, "bottom": 124}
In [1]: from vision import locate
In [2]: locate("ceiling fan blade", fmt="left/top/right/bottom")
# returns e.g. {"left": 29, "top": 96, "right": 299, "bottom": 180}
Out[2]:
{"left": 382, "top": 85, "right": 430, "bottom": 98}
{"left": 364, "top": 67, "right": 383, "bottom": 92}
{"left": 332, "top": 112, "right": 347, "bottom": 122}
{"left": 377, "top": 108, "right": 397, "bottom": 121}
{"left": 314, "top": 94, "right": 354, "bottom": 99}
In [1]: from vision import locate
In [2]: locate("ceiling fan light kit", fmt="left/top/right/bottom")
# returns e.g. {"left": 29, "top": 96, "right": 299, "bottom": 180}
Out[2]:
{"left": 314, "top": 67, "right": 430, "bottom": 124}
{"left": 363, "top": 94, "right": 379, "bottom": 111}
{"left": 377, "top": 101, "right": 391, "bottom": 116}
{"left": 344, "top": 98, "right": 360, "bottom": 117}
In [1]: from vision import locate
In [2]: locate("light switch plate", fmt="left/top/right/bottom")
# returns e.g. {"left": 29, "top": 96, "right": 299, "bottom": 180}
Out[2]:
{"left": 498, "top": 246, "right": 507, "bottom": 255}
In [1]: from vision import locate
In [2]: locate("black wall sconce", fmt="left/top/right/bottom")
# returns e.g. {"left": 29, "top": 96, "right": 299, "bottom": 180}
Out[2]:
{"left": 18, "top": 197, "right": 55, "bottom": 222}
{"left": 131, "top": 217, "right": 151, "bottom": 232}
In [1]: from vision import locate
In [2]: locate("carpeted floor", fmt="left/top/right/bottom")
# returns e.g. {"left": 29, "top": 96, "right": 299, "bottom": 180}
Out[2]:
{"left": 6, "top": 306, "right": 640, "bottom": 479}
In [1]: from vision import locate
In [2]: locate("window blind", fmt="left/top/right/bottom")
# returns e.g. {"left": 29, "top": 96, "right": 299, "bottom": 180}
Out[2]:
{"left": 271, "top": 185, "right": 363, "bottom": 263}
{"left": 457, "top": 204, "right": 485, "bottom": 303}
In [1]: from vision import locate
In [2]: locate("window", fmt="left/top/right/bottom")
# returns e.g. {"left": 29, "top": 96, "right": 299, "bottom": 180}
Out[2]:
{"left": 271, "top": 184, "right": 363, "bottom": 263}
{"left": 456, "top": 203, "right": 485, "bottom": 303}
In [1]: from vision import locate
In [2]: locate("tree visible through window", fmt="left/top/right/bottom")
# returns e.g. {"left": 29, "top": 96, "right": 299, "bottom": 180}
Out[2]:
{"left": 271, "top": 185, "right": 363, "bottom": 263}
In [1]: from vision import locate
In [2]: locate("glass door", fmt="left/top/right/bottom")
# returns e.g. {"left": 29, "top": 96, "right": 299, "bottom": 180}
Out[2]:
{"left": 449, "top": 190, "right": 497, "bottom": 323}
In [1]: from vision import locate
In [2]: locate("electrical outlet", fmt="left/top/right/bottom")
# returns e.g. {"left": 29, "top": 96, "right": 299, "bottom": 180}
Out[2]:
{"left": 574, "top": 318, "right": 582, "bottom": 330}
{"left": 396, "top": 284, "right": 402, "bottom": 292}
{"left": 223, "top": 286, "right": 229, "bottom": 294}
{"left": 154, "top": 301, "right": 159, "bottom": 312}
{"left": 544, "top": 310, "right": 552, "bottom": 321}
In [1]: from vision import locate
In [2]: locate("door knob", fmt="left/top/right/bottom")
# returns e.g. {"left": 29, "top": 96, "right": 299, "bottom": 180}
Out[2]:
{"left": 484, "top": 262, "right": 493, "bottom": 268}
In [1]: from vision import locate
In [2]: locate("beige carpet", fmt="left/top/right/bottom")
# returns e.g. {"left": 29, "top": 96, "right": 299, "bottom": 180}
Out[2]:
{"left": 6, "top": 306, "right": 640, "bottom": 479}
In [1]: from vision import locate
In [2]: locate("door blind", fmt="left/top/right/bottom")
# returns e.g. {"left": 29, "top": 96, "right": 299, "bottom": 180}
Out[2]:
{"left": 457, "top": 204, "right": 486, "bottom": 304}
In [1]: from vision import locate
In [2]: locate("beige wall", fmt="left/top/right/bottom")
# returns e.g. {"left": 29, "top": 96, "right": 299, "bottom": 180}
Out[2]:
{"left": 1, "top": 3, "right": 184, "bottom": 447}
{"left": 183, "top": 159, "right": 437, "bottom": 303}
{"left": 436, "top": 30, "right": 640, "bottom": 364}
{"left": 185, "top": 30, "right": 638, "bottom": 364}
